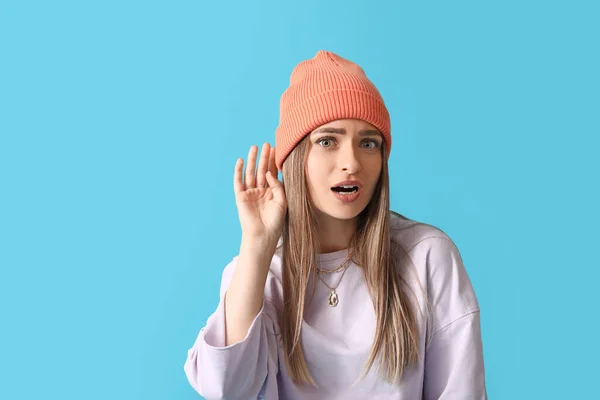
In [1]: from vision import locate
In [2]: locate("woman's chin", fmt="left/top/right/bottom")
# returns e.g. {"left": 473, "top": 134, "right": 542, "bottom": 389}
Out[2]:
{"left": 316, "top": 204, "right": 367, "bottom": 221}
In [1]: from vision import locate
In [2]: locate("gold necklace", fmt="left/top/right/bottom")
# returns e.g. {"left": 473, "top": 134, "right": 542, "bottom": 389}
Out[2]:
{"left": 316, "top": 253, "right": 354, "bottom": 307}
{"left": 315, "top": 251, "right": 354, "bottom": 274}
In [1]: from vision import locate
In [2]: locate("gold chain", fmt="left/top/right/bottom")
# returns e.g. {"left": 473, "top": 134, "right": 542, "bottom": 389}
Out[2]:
{"left": 317, "top": 262, "right": 351, "bottom": 291}
{"left": 315, "top": 250, "right": 355, "bottom": 307}
{"left": 315, "top": 251, "right": 354, "bottom": 274}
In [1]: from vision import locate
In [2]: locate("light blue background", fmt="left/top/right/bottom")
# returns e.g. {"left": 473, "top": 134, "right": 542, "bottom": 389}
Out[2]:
{"left": 1, "top": 0, "right": 598, "bottom": 399}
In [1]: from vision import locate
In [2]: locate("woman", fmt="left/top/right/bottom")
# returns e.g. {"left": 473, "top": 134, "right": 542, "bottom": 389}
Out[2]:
{"left": 184, "top": 50, "right": 487, "bottom": 399}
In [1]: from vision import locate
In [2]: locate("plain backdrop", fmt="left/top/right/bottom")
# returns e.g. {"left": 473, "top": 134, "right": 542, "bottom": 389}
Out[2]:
{"left": 1, "top": 1, "right": 598, "bottom": 399}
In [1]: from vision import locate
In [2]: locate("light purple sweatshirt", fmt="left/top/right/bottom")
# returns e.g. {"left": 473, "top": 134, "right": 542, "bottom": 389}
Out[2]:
{"left": 184, "top": 213, "right": 487, "bottom": 399}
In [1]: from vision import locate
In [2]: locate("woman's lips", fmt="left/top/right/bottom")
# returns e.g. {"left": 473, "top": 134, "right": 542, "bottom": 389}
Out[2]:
{"left": 331, "top": 187, "right": 361, "bottom": 203}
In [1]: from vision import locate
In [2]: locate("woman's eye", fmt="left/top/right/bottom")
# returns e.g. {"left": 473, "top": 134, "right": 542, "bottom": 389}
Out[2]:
{"left": 316, "top": 137, "right": 381, "bottom": 149}
{"left": 317, "top": 138, "right": 334, "bottom": 147}
{"left": 362, "top": 140, "right": 381, "bottom": 149}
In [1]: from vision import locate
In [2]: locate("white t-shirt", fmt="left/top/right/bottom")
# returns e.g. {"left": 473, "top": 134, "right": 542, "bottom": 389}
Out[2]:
{"left": 184, "top": 212, "right": 487, "bottom": 399}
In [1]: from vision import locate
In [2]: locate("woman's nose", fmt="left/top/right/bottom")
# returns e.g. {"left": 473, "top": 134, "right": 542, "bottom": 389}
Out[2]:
{"left": 340, "top": 145, "right": 361, "bottom": 174}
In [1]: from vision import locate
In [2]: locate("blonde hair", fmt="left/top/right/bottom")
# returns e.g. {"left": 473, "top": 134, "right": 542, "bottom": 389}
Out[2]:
{"left": 279, "top": 135, "right": 428, "bottom": 387}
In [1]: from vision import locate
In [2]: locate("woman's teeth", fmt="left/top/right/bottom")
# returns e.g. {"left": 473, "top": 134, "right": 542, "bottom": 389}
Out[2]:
{"left": 332, "top": 186, "right": 359, "bottom": 194}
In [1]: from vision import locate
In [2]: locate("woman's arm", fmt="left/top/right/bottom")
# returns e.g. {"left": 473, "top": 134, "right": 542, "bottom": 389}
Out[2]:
{"left": 423, "top": 310, "right": 487, "bottom": 399}
{"left": 416, "top": 236, "right": 488, "bottom": 399}
{"left": 224, "top": 236, "right": 278, "bottom": 345}
{"left": 183, "top": 249, "right": 280, "bottom": 400}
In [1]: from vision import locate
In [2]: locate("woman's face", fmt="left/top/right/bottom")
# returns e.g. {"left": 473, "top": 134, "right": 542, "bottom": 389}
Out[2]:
{"left": 305, "top": 118, "right": 383, "bottom": 221}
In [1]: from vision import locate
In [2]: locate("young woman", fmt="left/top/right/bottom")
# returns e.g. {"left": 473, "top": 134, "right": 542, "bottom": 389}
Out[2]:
{"left": 184, "top": 50, "right": 487, "bottom": 399}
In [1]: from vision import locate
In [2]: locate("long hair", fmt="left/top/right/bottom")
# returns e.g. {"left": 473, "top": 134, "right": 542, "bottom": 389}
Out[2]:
{"left": 279, "top": 134, "right": 424, "bottom": 386}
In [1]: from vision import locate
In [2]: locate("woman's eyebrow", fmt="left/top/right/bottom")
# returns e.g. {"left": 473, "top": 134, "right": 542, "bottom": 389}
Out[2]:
{"left": 311, "top": 127, "right": 381, "bottom": 137}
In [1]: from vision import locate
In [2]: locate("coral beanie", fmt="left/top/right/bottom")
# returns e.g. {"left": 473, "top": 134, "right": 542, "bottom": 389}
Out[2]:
{"left": 274, "top": 50, "right": 392, "bottom": 171}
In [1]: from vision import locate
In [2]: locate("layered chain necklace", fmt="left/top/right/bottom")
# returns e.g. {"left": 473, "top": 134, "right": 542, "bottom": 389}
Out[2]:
{"left": 316, "top": 250, "right": 354, "bottom": 307}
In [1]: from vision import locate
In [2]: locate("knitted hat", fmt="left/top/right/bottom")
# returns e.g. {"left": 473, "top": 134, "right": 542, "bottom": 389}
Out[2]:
{"left": 274, "top": 50, "right": 391, "bottom": 171}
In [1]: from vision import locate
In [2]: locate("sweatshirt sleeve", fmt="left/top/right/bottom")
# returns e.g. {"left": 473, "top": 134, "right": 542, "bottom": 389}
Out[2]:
{"left": 183, "top": 256, "right": 280, "bottom": 400}
{"left": 423, "top": 311, "right": 487, "bottom": 399}
{"left": 419, "top": 236, "right": 487, "bottom": 400}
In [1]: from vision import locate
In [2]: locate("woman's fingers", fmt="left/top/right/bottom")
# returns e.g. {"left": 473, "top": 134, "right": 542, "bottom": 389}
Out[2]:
{"left": 265, "top": 169, "right": 285, "bottom": 201}
{"left": 256, "top": 143, "right": 270, "bottom": 189}
{"left": 233, "top": 158, "right": 244, "bottom": 195}
{"left": 269, "top": 146, "right": 277, "bottom": 178}
{"left": 236, "top": 144, "right": 276, "bottom": 194}
{"left": 244, "top": 145, "right": 258, "bottom": 188}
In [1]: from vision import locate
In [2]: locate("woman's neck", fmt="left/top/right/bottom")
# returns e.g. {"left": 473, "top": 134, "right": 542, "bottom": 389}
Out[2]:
{"left": 315, "top": 214, "right": 357, "bottom": 253}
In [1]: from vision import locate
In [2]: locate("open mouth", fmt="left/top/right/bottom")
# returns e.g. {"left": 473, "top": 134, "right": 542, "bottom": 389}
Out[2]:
{"left": 331, "top": 185, "right": 359, "bottom": 194}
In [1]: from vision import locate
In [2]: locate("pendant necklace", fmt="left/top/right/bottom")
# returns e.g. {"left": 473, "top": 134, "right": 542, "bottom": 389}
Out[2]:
{"left": 316, "top": 252, "right": 354, "bottom": 307}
